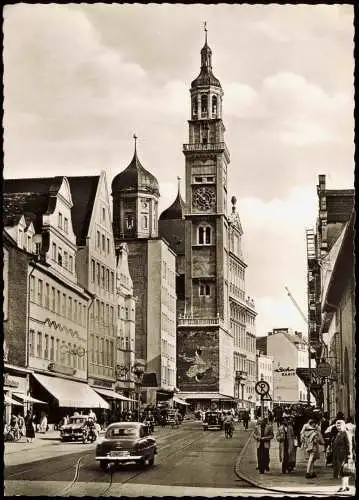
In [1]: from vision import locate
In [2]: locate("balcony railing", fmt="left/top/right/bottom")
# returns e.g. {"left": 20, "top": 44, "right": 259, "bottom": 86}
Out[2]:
{"left": 183, "top": 142, "right": 230, "bottom": 160}
{"left": 178, "top": 315, "right": 225, "bottom": 328}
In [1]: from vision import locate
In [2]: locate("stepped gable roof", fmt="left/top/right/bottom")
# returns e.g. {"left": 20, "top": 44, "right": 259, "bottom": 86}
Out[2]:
{"left": 67, "top": 176, "right": 100, "bottom": 246}
{"left": 3, "top": 177, "right": 63, "bottom": 231}
{"left": 112, "top": 149, "right": 159, "bottom": 196}
{"left": 159, "top": 186, "right": 185, "bottom": 221}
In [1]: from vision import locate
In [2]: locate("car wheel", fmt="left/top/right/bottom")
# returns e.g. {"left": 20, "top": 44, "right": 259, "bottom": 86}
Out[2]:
{"left": 100, "top": 461, "right": 109, "bottom": 471}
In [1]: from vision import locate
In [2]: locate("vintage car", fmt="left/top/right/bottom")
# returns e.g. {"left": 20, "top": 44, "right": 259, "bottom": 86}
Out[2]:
{"left": 60, "top": 415, "right": 96, "bottom": 442}
{"left": 96, "top": 422, "right": 157, "bottom": 470}
{"left": 203, "top": 410, "right": 223, "bottom": 431}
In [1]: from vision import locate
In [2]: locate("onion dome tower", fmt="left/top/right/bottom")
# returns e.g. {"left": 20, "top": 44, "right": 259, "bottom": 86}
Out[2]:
{"left": 112, "top": 135, "right": 160, "bottom": 243}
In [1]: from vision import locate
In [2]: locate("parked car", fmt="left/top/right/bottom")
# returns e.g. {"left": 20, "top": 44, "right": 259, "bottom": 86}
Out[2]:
{"left": 203, "top": 410, "right": 223, "bottom": 431}
{"left": 96, "top": 422, "right": 157, "bottom": 471}
{"left": 60, "top": 415, "right": 95, "bottom": 442}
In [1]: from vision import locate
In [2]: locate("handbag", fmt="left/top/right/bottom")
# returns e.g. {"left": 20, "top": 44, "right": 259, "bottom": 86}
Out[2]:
{"left": 342, "top": 458, "right": 356, "bottom": 477}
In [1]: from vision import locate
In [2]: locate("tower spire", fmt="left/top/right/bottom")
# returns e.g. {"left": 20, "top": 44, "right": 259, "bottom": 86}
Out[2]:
{"left": 204, "top": 21, "right": 207, "bottom": 45}
{"left": 133, "top": 133, "right": 138, "bottom": 153}
{"left": 177, "top": 176, "right": 181, "bottom": 195}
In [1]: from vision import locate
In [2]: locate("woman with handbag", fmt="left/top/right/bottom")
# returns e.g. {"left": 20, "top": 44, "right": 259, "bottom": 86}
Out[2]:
{"left": 332, "top": 419, "right": 355, "bottom": 492}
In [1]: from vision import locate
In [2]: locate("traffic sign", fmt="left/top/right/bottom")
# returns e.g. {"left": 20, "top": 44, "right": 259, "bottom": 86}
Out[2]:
{"left": 316, "top": 362, "right": 331, "bottom": 378}
{"left": 261, "top": 393, "right": 272, "bottom": 401}
{"left": 255, "top": 380, "right": 270, "bottom": 396}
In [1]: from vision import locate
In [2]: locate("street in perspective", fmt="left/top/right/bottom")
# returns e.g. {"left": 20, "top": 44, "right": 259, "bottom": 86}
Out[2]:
{"left": 3, "top": 4, "right": 355, "bottom": 498}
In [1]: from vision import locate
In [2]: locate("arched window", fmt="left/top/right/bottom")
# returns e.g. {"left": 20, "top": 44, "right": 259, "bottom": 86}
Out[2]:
{"left": 142, "top": 215, "right": 148, "bottom": 230}
{"left": 198, "top": 225, "right": 212, "bottom": 245}
{"left": 201, "top": 94, "right": 208, "bottom": 116}
{"left": 192, "top": 97, "right": 198, "bottom": 117}
{"left": 212, "top": 95, "right": 217, "bottom": 116}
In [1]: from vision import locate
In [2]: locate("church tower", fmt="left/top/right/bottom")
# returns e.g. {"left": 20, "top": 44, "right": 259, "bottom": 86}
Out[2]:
{"left": 177, "top": 27, "right": 234, "bottom": 405}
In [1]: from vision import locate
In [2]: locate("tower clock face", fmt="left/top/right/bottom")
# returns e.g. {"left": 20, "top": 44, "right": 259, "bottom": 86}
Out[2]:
{"left": 193, "top": 186, "right": 216, "bottom": 211}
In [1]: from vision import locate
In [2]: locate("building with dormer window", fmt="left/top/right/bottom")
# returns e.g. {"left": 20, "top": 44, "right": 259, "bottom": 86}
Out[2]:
{"left": 3, "top": 177, "right": 108, "bottom": 423}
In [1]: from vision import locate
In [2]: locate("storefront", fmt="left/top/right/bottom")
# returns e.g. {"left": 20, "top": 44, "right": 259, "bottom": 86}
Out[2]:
{"left": 3, "top": 365, "right": 31, "bottom": 425}
{"left": 30, "top": 372, "right": 109, "bottom": 425}
{"left": 93, "top": 387, "right": 137, "bottom": 424}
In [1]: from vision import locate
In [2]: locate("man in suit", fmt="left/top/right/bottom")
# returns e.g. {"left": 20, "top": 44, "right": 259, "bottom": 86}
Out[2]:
{"left": 253, "top": 416, "right": 274, "bottom": 473}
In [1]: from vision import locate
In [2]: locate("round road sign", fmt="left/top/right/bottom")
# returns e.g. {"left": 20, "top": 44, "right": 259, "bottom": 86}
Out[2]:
{"left": 255, "top": 380, "right": 270, "bottom": 396}
{"left": 316, "top": 362, "right": 331, "bottom": 378}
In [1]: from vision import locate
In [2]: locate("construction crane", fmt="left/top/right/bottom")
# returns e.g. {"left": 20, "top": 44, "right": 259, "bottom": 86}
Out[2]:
{"left": 284, "top": 286, "right": 308, "bottom": 325}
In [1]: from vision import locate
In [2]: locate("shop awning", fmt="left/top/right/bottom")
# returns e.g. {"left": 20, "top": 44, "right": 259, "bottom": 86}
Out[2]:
{"left": 179, "top": 392, "right": 235, "bottom": 401}
{"left": 13, "top": 393, "right": 47, "bottom": 404}
{"left": 33, "top": 373, "right": 109, "bottom": 409}
{"left": 173, "top": 396, "right": 190, "bottom": 405}
{"left": 94, "top": 388, "right": 134, "bottom": 402}
{"left": 4, "top": 394, "right": 24, "bottom": 406}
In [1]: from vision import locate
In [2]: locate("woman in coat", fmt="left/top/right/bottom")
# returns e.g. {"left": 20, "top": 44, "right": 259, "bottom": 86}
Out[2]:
{"left": 25, "top": 412, "right": 35, "bottom": 443}
{"left": 300, "top": 419, "right": 324, "bottom": 478}
{"left": 332, "top": 419, "right": 354, "bottom": 492}
{"left": 276, "top": 417, "right": 297, "bottom": 473}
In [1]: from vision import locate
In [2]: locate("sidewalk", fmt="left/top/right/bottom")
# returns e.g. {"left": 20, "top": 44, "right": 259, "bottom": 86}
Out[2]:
{"left": 236, "top": 428, "right": 355, "bottom": 496}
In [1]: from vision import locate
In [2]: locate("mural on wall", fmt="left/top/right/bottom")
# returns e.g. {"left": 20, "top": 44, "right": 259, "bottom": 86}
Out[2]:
{"left": 177, "top": 330, "right": 219, "bottom": 391}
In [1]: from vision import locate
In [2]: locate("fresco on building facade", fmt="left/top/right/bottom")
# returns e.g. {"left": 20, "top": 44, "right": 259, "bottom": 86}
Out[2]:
{"left": 177, "top": 330, "right": 219, "bottom": 391}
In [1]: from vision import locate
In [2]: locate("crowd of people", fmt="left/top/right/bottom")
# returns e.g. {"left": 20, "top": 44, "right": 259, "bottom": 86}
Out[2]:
{"left": 4, "top": 411, "right": 50, "bottom": 443}
{"left": 253, "top": 406, "right": 356, "bottom": 493}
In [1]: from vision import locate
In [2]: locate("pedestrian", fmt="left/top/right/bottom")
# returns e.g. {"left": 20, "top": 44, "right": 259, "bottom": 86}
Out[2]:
{"left": 276, "top": 417, "right": 296, "bottom": 473}
{"left": 253, "top": 416, "right": 274, "bottom": 474}
{"left": 17, "top": 413, "right": 25, "bottom": 439}
{"left": 40, "top": 413, "right": 48, "bottom": 433}
{"left": 25, "top": 412, "right": 35, "bottom": 443}
{"left": 300, "top": 418, "right": 324, "bottom": 479}
{"left": 242, "top": 411, "right": 249, "bottom": 430}
{"left": 88, "top": 409, "right": 97, "bottom": 422}
{"left": 332, "top": 419, "right": 355, "bottom": 492}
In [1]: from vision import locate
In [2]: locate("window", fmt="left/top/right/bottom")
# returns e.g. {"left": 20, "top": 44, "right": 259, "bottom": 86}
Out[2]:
{"left": 45, "top": 283, "right": 50, "bottom": 308}
{"left": 29, "top": 275, "right": 35, "bottom": 302}
{"left": 64, "top": 217, "right": 68, "bottom": 233}
{"left": 52, "top": 242, "right": 57, "bottom": 261}
{"left": 100, "top": 339, "right": 104, "bottom": 365}
{"left": 95, "top": 299, "right": 99, "bottom": 319}
{"left": 68, "top": 297, "right": 72, "bottom": 320}
{"left": 198, "top": 226, "right": 212, "bottom": 245}
{"left": 58, "top": 213, "right": 63, "bottom": 229}
{"left": 58, "top": 248, "right": 63, "bottom": 266}
{"left": 101, "top": 266, "right": 105, "bottom": 288}
{"left": 105, "top": 339, "right": 109, "bottom": 365}
{"left": 29, "top": 329, "right": 35, "bottom": 356}
{"left": 102, "top": 207, "right": 106, "bottom": 222}
{"left": 18, "top": 229, "right": 23, "bottom": 248}
{"left": 110, "top": 306, "right": 114, "bottom": 325}
{"left": 44, "top": 334, "right": 49, "bottom": 359}
{"left": 91, "top": 259, "right": 95, "bottom": 282}
{"left": 201, "top": 94, "right": 208, "bottom": 115}
{"left": 96, "top": 263, "right": 100, "bottom": 286}
{"left": 107, "top": 238, "right": 110, "bottom": 254}
{"left": 192, "top": 96, "right": 198, "bottom": 116}
{"left": 51, "top": 287, "right": 56, "bottom": 312}
{"left": 27, "top": 235, "right": 32, "bottom": 252}
{"left": 109, "top": 341, "right": 114, "bottom": 366}
{"left": 102, "top": 234, "right": 105, "bottom": 252}
{"left": 100, "top": 302, "right": 104, "bottom": 322}
{"left": 78, "top": 302, "right": 82, "bottom": 324}
{"left": 110, "top": 272, "right": 114, "bottom": 293}
{"left": 212, "top": 95, "right": 218, "bottom": 116}
{"left": 106, "top": 269, "right": 109, "bottom": 291}
{"left": 96, "top": 337, "right": 99, "bottom": 364}
{"left": 105, "top": 304, "right": 109, "bottom": 325}
{"left": 142, "top": 215, "right": 148, "bottom": 229}
{"left": 199, "top": 284, "right": 211, "bottom": 296}
{"left": 37, "top": 331, "right": 42, "bottom": 357}
{"left": 57, "top": 290, "right": 61, "bottom": 313}
{"left": 69, "top": 255, "right": 73, "bottom": 273}
{"left": 37, "top": 279, "right": 43, "bottom": 306}
{"left": 97, "top": 231, "right": 100, "bottom": 248}
{"left": 74, "top": 300, "right": 78, "bottom": 322}
{"left": 63, "top": 251, "right": 68, "bottom": 269}
{"left": 62, "top": 293, "right": 66, "bottom": 316}
{"left": 35, "top": 242, "right": 41, "bottom": 255}
{"left": 50, "top": 336, "right": 54, "bottom": 361}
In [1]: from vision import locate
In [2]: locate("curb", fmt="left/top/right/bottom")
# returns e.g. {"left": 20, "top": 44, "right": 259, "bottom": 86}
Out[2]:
{"left": 234, "top": 432, "right": 336, "bottom": 497}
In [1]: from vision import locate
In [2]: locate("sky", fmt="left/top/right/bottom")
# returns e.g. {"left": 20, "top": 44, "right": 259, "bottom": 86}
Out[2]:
{"left": 3, "top": 3, "right": 354, "bottom": 337}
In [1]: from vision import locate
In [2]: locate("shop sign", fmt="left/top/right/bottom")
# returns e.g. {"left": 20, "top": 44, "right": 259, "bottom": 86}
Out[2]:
{"left": 91, "top": 379, "right": 113, "bottom": 389}
{"left": 274, "top": 367, "right": 296, "bottom": 376}
{"left": 4, "top": 374, "right": 20, "bottom": 388}
{"left": 48, "top": 363, "right": 76, "bottom": 376}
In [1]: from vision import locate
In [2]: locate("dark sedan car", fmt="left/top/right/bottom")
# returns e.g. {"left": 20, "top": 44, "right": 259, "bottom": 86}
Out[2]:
{"left": 96, "top": 422, "right": 157, "bottom": 470}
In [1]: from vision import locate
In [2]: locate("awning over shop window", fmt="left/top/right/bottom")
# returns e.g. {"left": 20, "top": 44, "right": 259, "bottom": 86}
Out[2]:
{"left": 33, "top": 373, "right": 109, "bottom": 409}
{"left": 179, "top": 392, "right": 235, "bottom": 401}
{"left": 4, "top": 394, "right": 24, "bottom": 406}
{"left": 13, "top": 393, "right": 47, "bottom": 404}
{"left": 173, "top": 396, "right": 190, "bottom": 405}
{"left": 94, "top": 388, "right": 134, "bottom": 402}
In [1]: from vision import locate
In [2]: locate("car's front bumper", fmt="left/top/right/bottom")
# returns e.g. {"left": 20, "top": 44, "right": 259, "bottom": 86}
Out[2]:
{"left": 96, "top": 455, "right": 143, "bottom": 461}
